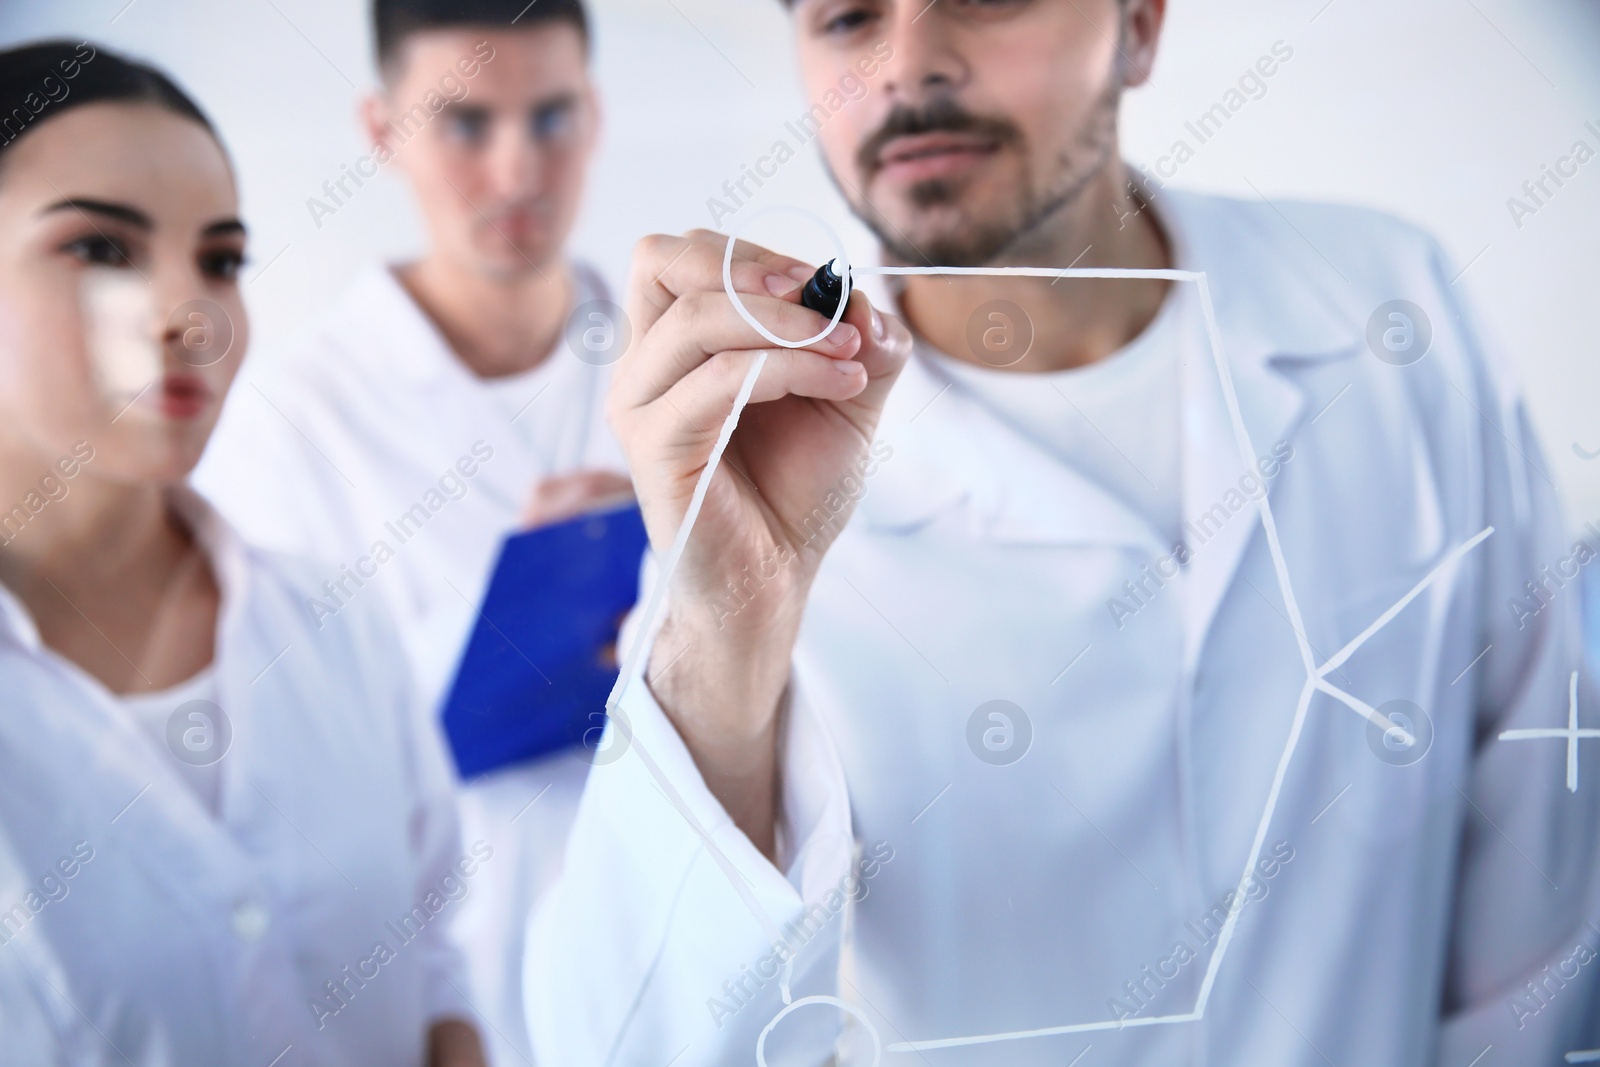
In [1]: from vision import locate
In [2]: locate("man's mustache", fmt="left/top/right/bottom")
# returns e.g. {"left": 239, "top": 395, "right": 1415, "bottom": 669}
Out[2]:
{"left": 855, "top": 98, "right": 1022, "bottom": 176}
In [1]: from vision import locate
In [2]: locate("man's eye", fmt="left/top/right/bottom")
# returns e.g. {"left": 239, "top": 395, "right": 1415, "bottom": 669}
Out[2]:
{"left": 200, "top": 248, "right": 246, "bottom": 282}
{"left": 64, "top": 234, "right": 132, "bottom": 268}
{"left": 823, "top": 6, "right": 877, "bottom": 34}
{"left": 445, "top": 110, "right": 490, "bottom": 144}
{"left": 532, "top": 103, "right": 574, "bottom": 142}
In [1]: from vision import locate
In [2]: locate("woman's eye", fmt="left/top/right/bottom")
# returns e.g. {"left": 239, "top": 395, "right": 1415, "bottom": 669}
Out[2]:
{"left": 200, "top": 248, "right": 246, "bottom": 282}
{"left": 64, "top": 234, "right": 132, "bottom": 268}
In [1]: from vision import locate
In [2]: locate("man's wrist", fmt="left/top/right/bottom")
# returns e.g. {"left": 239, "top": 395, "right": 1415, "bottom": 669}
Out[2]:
{"left": 643, "top": 602, "right": 796, "bottom": 860}
{"left": 646, "top": 600, "right": 797, "bottom": 733}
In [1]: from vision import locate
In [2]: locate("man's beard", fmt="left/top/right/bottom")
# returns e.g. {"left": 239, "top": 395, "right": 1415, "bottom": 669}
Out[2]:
{"left": 836, "top": 80, "right": 1122, "bottom": 268}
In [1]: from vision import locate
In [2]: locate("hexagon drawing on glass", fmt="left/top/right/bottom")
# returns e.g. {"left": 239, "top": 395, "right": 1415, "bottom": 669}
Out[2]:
{"left": 1365, "top": 699, "right": 1434, "bottom": 766}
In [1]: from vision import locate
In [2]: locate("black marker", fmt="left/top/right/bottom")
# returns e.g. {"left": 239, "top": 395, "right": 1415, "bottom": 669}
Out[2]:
{"left": 800, "top": 259, "right": 848, "bottom": 320}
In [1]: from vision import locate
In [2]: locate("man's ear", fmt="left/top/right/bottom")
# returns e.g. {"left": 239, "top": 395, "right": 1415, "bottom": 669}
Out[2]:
{"left": 1121, "top": 0, "right": 1166, "bottom": 89}
{"left": 360, "top": 93, "right": 394, "bottom": 155}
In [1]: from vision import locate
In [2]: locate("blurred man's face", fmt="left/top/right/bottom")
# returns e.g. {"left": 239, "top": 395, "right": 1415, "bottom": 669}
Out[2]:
{"left": 370, "top": 25, "right": 597, "bottom": 279}
{"left": 792, "top": 0, "right": 1154, "bottom": 266}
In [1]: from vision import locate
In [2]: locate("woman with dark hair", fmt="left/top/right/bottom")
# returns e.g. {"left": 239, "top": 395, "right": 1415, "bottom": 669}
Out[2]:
{"left": 0, "top": 41, "right": 485, "bottom": 1067}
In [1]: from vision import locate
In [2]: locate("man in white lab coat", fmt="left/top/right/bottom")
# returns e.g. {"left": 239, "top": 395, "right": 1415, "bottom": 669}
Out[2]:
{"left": 525, "top": 1, "right": 1600, "bottom": 1064}
{"left": 194, "top": 2, "right": 623, "bottom": 1061}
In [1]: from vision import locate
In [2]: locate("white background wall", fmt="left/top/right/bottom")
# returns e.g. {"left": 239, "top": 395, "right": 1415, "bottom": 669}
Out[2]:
{"left": 4, "top": 0, "right": 1599, "bottom": 524}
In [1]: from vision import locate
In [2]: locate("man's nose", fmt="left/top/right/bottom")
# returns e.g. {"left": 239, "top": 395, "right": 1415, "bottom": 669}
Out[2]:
{"left": 484, "top": 121, "right": 543, "bottom": 202}
{"left": 877, "top": 2, "right": 972, "bottom": 103}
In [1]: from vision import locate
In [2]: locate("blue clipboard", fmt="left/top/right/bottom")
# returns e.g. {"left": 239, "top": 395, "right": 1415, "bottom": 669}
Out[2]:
{"left": 440, "top": 501, "right": 648, "bottom": 779}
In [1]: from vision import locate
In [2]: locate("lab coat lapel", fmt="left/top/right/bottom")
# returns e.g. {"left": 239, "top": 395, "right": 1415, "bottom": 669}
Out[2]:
{"left": 0, "top": 611, "right": 254, "bottom": 909}
{"left": 858, "top": 188, "right": 1368, "bottom": 636}
{"left": 105, "top": 495, "right": 264, "bottom": 888}
{"left": 1177, "top": 322, "right": 1305, "bottom": 673}
{"left": 1165, "top": 188, "right": 1365, "bottom": 674}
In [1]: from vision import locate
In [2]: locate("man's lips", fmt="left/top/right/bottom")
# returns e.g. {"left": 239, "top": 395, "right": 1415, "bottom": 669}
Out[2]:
{"left": 487, "top": 209, "right": 548, "bottom": 242}
{"left": 873, "top": 132, "right": 1001, "bottom": 182}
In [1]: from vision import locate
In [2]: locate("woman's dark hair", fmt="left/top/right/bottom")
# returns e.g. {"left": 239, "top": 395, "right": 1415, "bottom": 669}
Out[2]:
{"left": 0, "top": 40, "right": 218, "bottom": 170}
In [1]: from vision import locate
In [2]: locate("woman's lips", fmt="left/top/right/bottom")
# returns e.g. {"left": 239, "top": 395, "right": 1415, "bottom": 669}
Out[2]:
{"left": 874, "top": 133, "right": 1001, "bottom": 184}
{"left": 156, "top": 374, "right": 213, "bottom": 419}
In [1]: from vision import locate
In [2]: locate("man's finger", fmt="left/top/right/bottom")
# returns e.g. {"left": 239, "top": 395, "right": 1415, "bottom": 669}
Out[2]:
{"left": 633, "top": 347, "right": 867, "bottom": 452}
{"left": 626, "top": 233, "right": 815, "bottom": 338}
{"left": 614, "top": 290, "right": 862, "bottom": 411}
{"left": 829, "top": 290, "right": 915, "bottom": 439}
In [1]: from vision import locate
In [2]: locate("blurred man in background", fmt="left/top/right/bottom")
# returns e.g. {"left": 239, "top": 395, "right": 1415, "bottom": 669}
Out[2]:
{"left": 196, "top": 1, "right": 624, "bottom": 1061}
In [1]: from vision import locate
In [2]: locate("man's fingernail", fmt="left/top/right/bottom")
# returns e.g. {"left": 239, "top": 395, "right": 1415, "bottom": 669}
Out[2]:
{"left": 827, "top": 324, "right": 858, "bottom": 349}
{"left": 766, "top": 273, "right": 798, "bottom": 296}
{"left": 870, "top": 305, "right": 886, "bottom": 342}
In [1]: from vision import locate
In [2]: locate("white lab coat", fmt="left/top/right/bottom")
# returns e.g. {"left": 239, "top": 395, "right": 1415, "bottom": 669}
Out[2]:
{"left": 0, "top": 490, "right": 470, "bottom": 1067}
{"left": 193, "top": 260, "right": 623, "bottom": 1066}
{"left": 526, "top": 189, "right": 1600, "bottom": 1066}
{"left": 0, "top": 831, "right": 77, "bottom": 1067}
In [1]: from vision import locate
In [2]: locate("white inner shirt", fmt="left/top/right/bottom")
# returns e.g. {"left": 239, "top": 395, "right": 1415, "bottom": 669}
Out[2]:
{"left": 925, "top": 281, "right": 1187, "bottom": 548}
{"left": 117, "top": 665, "right": 224, "bottom": 815}
{"left": 479, "top": 263, "right": 611, "bottom": 475}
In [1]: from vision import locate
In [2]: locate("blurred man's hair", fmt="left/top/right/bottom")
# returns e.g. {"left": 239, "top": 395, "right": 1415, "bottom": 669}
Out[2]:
{"left": 372, "top": 0, "right": 590, "bottom": 73}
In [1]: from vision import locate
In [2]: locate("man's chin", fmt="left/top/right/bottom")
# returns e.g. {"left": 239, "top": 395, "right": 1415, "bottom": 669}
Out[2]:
{"left": 856, "top": 181, "right": 1027, "bottom": 268}
{"left": 870, "top": 214, "right": 1022, "bottom": 269}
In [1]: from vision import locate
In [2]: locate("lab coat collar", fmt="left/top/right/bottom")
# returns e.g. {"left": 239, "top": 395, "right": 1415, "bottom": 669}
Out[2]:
{"left": 0, "top": 491, "right": 388, "bottom": 1012}
{"left": 329, "top": 263, "right": 462, "bottom": 385}
{"left": 331, "top": 259, "right": 603, "bottom": 387}
{"left": 0, "top": 488, "right": 260, "bottom": 836}
{"left": 855, "top": 186, "right": 1364, "bottom": 580}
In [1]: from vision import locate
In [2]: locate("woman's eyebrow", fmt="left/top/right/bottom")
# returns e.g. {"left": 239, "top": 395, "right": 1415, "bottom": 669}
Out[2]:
{"left": 202, "top": 218, "right": 247, "bottom": 237}
{"left": 38, "top": 197, "right": 153, "bottom": 228}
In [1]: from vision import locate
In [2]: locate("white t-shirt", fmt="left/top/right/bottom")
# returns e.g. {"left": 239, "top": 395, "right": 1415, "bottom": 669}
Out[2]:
{"left": 480, "top": 326, "right": 607, "bottom": 472}
{"left": 925, "top": 281, "right": 1188, "bottom": 549}
{"left": 117, "top": 666, "right": 223, "bottom": 815}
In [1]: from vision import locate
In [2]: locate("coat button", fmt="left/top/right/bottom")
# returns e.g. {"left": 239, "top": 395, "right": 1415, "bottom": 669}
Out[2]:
{"left": 232, "top": 899, "right": 270, "bottom": 941}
